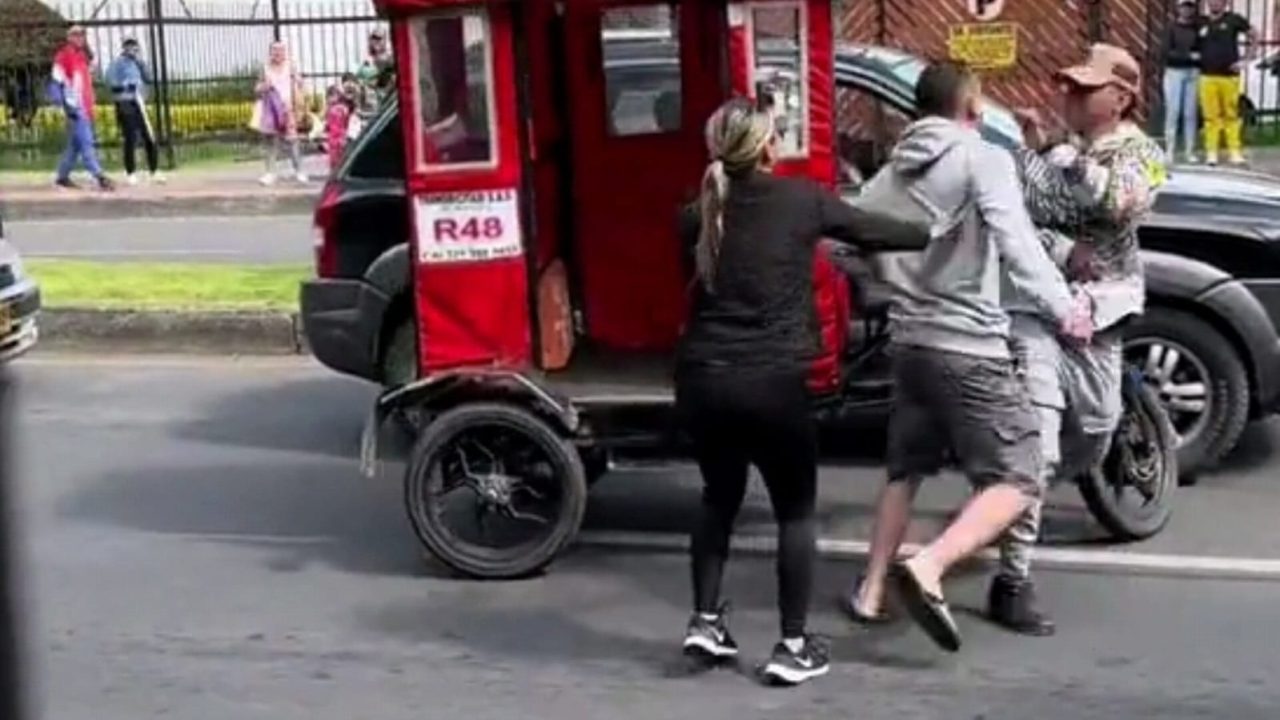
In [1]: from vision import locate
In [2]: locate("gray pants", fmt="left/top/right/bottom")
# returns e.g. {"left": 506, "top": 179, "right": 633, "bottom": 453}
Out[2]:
{"left": 264, "top": 134, "right": 301, "bottom": 176}
{"left": 998, "top": 316, "right": 1122, "bottom": 581}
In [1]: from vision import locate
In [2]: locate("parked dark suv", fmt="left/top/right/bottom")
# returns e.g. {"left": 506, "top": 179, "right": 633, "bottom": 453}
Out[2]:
{"left": 302, "top": 44, "right": 1280, "bottom": 479}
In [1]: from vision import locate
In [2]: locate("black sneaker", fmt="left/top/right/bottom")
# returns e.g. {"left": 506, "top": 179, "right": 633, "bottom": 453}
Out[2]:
{"left": 96, "top": 175, "right": 116, "bottom": 192}
{"left": 54, "top": 177, "right": 79, "bottom": 190}
{"left": 682, "top": 608, "right": 738, "bottom": 661}
{"left": 761, "top": 635, "right": 830, "bottom": 686}
{"left": 987, "top": 575, "right": 1056, "bottom": 637}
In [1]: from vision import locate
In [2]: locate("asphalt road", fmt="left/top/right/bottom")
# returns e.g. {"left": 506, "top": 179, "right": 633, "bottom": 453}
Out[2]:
{"left": 8, "top": 355, "right": 1280, "bottom": 719}
{"left": 7, "top": 215, "right": 314, "bottom": 265}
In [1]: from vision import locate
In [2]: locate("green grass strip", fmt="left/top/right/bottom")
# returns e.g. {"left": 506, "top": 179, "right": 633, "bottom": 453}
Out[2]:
{"left": 25, "top": 260, "right": 310, "bottom": 313}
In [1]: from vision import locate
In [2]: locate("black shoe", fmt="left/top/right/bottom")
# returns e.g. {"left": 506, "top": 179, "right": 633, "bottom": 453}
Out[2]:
{"left": 54, "top": 177, "right": 79, "bottom": 190}
{"left": 761, "top": 635, "right": 830, "bottom": 686}
{"left": 96, "top": 175, "right": 116, "bottom": 192}
{"left": 988, "top": 575, "right": 1056, "bottom": 637}
{"left": 682, "top": 606, "right": 738, "bottom": 661}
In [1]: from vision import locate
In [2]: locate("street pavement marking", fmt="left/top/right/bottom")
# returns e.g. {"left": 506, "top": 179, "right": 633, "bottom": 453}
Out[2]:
{"left": 579, "top": 530, "right": 1280, "bottom": 580}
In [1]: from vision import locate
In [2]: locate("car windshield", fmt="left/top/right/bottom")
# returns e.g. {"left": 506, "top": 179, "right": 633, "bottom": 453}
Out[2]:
{"left": 854, "top": 46, "right": 1023, "bottom": 148}
{"left": 861, "top": 46, "right": 926, "bottom": 87}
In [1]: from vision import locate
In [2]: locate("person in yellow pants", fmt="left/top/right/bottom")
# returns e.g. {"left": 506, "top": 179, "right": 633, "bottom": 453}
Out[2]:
{"left": 1200, "top": 74, "right": 1244, "bottom": 163}
{"left": 1198, "top": 0, "right": 1257, "bottom": 165}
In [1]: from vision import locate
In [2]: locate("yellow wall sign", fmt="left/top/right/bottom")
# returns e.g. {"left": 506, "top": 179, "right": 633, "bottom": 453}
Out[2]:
{"left": 947, "top": 22, "right": 1018, "bottom": 70}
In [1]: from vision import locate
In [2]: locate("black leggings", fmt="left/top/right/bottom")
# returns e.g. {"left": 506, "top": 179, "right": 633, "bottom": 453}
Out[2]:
{"left": 115, "top": 100, "right": 158, "bottom": 175}
{"left": 676, "top": 365, "right": 818, "bottom": 638}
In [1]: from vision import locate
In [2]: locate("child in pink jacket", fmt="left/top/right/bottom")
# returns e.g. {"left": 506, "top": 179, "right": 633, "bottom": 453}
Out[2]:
{"left": 325, "top": 74, "right": 358, "bottom": 171}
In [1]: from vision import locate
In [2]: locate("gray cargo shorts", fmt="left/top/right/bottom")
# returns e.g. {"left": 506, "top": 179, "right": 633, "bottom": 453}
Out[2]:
{"left": 886, "top": 344, "right": 1043, "bottom": 496}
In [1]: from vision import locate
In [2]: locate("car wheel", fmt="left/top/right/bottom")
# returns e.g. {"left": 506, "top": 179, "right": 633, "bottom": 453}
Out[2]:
{"left": 1124, "top": 307, "right": 1250, "bottom": 479}
{"left": 380, "top": 317, "right": 416, "bottom": 388}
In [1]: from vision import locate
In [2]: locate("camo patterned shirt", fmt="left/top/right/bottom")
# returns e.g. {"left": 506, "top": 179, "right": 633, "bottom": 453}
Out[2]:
{"left": 1012, "top": 122, "right": 1167, "bottom": 330}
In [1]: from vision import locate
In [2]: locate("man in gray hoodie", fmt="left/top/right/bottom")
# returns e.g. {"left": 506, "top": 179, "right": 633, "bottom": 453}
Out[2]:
{"left": 843, "top": 61, "right": 1093, "bottom": 652}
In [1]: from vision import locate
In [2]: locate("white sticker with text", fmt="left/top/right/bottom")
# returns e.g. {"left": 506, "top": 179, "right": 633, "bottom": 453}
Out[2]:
{"left": 416, "top": 189, "right": 523, "bottom": 264}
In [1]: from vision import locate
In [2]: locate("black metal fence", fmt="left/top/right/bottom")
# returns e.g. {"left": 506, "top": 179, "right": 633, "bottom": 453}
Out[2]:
{"left": 0, "top": 0, "right": 385, "bottom": 169}
{"left": 1142, "top": 1, "right": 1280, "bottom": 147}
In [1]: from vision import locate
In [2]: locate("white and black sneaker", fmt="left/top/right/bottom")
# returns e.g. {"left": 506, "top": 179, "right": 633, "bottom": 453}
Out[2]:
{"left": 682, "top": 608, "right": 738, "bottom": 661}
{"left": 761, "top": 635, "right": 830, "bottom": 686}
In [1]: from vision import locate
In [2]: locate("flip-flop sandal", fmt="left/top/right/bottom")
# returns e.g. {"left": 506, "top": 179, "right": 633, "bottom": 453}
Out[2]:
{"left": 838, "top": 578, "right": 892, "bottom": 626}
{"left": 890, "top": 563, "right": 962, "bottom": 652}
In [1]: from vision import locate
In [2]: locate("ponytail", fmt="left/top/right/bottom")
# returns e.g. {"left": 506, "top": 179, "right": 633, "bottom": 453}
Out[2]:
{"left": 694, "top": 99, "right": 775, "bottom": 291}
{"left": 695, "top": 159, "right": 729, "bottom": 291}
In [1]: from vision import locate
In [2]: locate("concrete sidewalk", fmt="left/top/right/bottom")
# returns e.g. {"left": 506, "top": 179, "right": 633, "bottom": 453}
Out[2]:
{"left": 0, "top": 155, "right": 327, "bottom": 221}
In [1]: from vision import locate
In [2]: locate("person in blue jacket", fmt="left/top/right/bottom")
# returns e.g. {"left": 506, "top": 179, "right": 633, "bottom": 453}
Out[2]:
{"left": 105, "top": 37, "right": 164, "bottom": 185}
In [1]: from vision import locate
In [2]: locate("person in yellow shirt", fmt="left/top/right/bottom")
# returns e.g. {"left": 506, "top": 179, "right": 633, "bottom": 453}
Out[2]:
{"left": 1198, "top": 0, "right": 1259, "bottom": 165}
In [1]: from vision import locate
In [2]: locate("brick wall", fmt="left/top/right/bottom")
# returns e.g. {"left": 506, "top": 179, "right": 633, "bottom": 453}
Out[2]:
{"left": 838, "top": 0, "right": 1165, "bottom": 120}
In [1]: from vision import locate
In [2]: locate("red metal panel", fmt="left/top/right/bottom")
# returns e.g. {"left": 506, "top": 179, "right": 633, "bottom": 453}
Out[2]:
{"left": 395, "top": 6, "right": 532, "bottom": 374}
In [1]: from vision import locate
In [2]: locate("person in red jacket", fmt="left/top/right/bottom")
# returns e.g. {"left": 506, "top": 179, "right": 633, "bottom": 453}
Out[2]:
{"left": 50, "top": 26, "right": 113, "bottom": 191}
{"left": 324, "top": 74, "right": 357, "bottom": 171}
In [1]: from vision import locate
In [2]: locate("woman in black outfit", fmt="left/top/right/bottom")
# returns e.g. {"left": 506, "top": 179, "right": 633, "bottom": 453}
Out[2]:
{"left": 677, "top": 98, "right": 868, "bottom": 686}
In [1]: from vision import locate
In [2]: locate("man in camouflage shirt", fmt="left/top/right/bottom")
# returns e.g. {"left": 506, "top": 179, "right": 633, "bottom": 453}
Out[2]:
{"left": 991, "top": 44, "right": 1167, "bottom": 635}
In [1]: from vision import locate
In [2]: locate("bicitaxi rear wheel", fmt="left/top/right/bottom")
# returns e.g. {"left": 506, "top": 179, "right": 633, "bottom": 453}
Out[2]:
{"left": 1077, "top": 369, "right": 1179, "bottom": 541}
{"left": 404, "top": 403, "right": 587, "bottom": 579}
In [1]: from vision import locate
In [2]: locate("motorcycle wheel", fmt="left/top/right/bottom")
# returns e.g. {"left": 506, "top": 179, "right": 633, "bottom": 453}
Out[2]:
{"left": 1077, "top": 371, "right": 1179, "bottom": 542}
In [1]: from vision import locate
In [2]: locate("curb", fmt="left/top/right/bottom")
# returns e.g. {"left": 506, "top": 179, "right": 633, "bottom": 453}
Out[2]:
{"left": 37, "top": 308, "right": 310, "bottom": 355}
{"left": 1, "top": 190, "right": 318, "bottom": 221}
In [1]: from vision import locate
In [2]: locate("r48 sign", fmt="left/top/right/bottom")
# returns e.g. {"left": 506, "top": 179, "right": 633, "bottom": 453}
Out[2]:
{"left": 416, "top": 189, "right": 524, "bottom": 265}
{"left": 433, "top": 216, "right": 505, "bottom": 242}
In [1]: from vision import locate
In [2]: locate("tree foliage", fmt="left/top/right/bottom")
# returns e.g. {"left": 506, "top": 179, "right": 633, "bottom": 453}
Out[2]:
{"left": 0, "top": 0, "right": 69, "bottom": 68}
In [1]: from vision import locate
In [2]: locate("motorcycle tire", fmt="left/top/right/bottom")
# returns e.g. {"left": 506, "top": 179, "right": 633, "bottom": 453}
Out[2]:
{"left": 1077, "top": 371, "right": 1179, "bottom": 542}
{"left": 404, "top": 403, "right": 587, "bottom": 579}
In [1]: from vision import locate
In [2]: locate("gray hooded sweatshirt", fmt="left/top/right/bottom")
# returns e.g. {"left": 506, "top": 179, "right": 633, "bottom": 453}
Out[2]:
{"left": 885, "top": 118, "right": 1076, "bottom": 360}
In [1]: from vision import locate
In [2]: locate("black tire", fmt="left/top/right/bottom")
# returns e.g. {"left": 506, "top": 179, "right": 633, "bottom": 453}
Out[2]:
{"left": 404, "top": 403, "right": 587, "bottom": 579}
{"left": 380, "top": 317, "right": 417, "bottom": 388}
{"left": 1078, "top": 378, "right": 1178, "bottom": 541}
{"left": 1124, "top": 307, "right": 1250, "bottom": 479}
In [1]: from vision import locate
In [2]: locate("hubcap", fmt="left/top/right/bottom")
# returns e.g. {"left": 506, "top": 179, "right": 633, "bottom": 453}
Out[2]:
{"left": 1125, "top": 339, "right": 1210, "bottom": 446}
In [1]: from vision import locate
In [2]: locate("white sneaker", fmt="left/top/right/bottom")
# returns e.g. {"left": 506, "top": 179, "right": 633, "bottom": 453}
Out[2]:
{"left": 1228, "top": 152, "right": 1248, "bottom": 166}
{"left": 259, "top": 173, "right": 277, "bottom": 186}
{"left": 1184, "top": 152, "right": 1199, "bottom": 165}
{"left": 295, "top": 172, "right": 309, "bottom": 184}
{"left": 151, "top": 172, "right": 168, "bottom": 185}
{"left": 1205, "top": 152, "right": 1220, "bottom": 166}
{"left": 126, "top": 173, "right": 139, "bottom": 186}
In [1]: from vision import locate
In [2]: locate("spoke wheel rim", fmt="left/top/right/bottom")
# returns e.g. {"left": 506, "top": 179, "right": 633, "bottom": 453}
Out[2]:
{"left": 423, "top": 424, "right": 566, "bottom": 561}
{"left": 1101, "top": 386, "right": 1172, "bottom": 515}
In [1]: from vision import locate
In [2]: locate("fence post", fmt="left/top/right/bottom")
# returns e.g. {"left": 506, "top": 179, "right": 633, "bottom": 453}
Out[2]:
{"left": 1088, "top": 0, "right": 1105, "bottom": 42}
{"left": 271, "top": 0, "right": 282, "bottom": 41}
{"left": 144, "top": 0, "right": 171, "bottom": 169}
{"left": 147, "top": 0, "right": 177, "bottom": 168}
